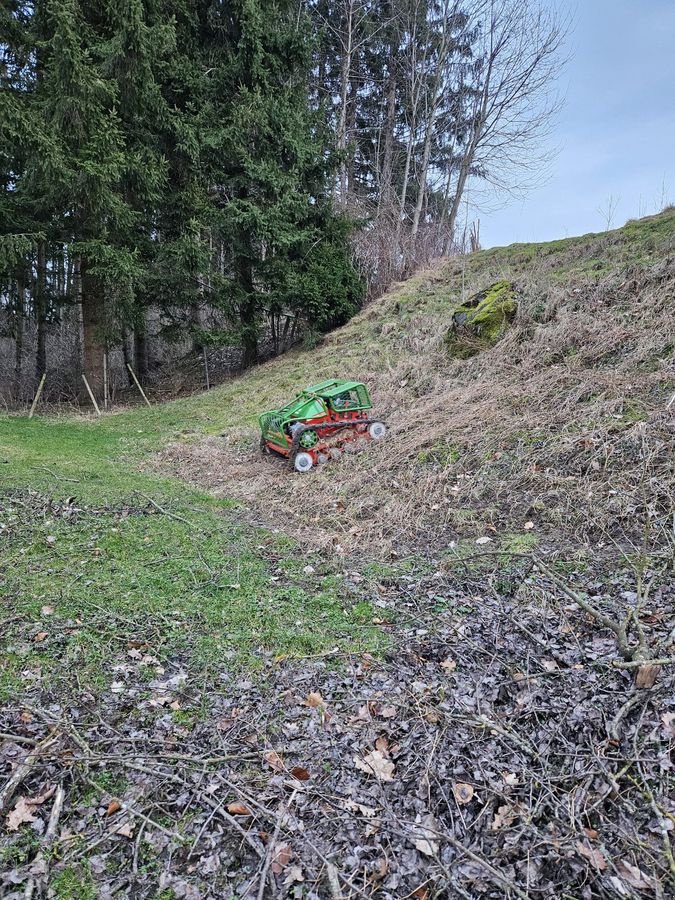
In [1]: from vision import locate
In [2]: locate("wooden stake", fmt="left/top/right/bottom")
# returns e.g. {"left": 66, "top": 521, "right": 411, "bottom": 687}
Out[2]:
{"left": 103, "top": 350, "right": 109, "bottom": 410}
{"left": 126, "top": 363, "right": 152, "bottom": 408}
{"left": 28, "top": 373, "right": 46, "bottom": 418}
{"left": 81, "top": 374, "right": 101, "bottom": 416}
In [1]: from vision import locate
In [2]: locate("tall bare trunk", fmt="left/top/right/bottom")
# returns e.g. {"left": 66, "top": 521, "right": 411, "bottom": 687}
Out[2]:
{"left": 81, "top": 258, "right": 105, "bottom": 396}
{"left": 35, "top": 240, "right": 47, "bottom": 384}
{"left": 14, "top": 273, "right": 25, "bottom": 401}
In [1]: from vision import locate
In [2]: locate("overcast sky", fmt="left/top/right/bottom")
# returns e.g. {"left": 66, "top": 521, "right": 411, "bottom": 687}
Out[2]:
{"left": 476, "top": 0, "right": 675, "bottom": 248}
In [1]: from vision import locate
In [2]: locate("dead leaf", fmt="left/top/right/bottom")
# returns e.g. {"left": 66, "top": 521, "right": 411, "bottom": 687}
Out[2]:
{"left": 476, "top": 536, "right": 492, "bottom": 545}
{"left": 583, "top": 827, "right": 598, "bottom": 840}
{"left": 440, "top": 656, "right": 456, "bottom": 672}
{"left": 615, "top": 859, "right": 656, "bottom": 890}
{"left": 112, "top": 820, "right": 135, "bottom": 838}
{"left": 374, "top": 735, "right": 389, "bottom": 753}
{"left": 452, "top": 782, "right": 474, "bottom": 805}
{"left": 263, "top": 750, "right": 285, "bottom": 773}
{"left": 575, "top": 841, "right": 607, "bottom": 871}
{"left": 540, "top": 658, "right": 558, "bottom": 672}
{"left": 344, "top": 800, "right": 377, "bottom": 818}
{"left": 524, "top": 521, "right": 535, "bottom": 530}
{"left": 6, "top": 797, "right": 38, "bottom": 831}
{"left": 412, "top": 885, "right": 430, "bottom": 900}
{"left": 370, "top": 857, "right": 389, "bottom": 881}
{"left": 502, "top": 772, "right": 518, "bottom": 786}
{"left": 305, "top": 692, "right": 324, "bottom": 708}
{"left": 271, "top": 844, "right": 293, "bottom": 875}
{"left": 226, "top": 802, "right": 251, "bottom": 816}
{"left": 106, "top": 799, "right": 122, "bottom": 817}
{"left": 635, "top": 664, "right": 658, "bottom": 689}
{"left": 379, "top": 705, "right": 397, "bottom": 718}
{"left": 290, "top": 766, "right": 310, "bottom": 781}
{"left": 283, "top": 865, "right": 304, "bottom": 885}
{"left": 354, "top": 750, "right": 395, "bottom": 782}
{"left": 491, "top": 804, "right": 517, "bottom": 831}
{"left": 661, "top": 712, "right": 675, "bottom": 738}
{"left": 41, "top": 605, "right": 54, "bottom": 616}
{"left": 33, "top": 632, "right": 48, "bottom": 643}
{"left": 413, "top": 814, "right": 440, "bottom": 856}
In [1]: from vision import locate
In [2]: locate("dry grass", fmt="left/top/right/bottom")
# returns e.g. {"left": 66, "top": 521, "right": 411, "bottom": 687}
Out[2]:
{"left": 154, "top": 223, "right": 675, "bottom": 562}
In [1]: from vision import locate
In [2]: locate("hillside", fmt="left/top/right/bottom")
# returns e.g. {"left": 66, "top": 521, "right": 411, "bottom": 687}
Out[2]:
{"left": 159, "top": 208, "right": 675, "bottom": 560}
{"left": 1, "top": 211, "right": 674, "bottom": 900}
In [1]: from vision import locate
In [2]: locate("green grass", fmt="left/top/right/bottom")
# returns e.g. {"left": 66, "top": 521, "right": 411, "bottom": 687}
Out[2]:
{"left": 0, "top": 407, "right": 385, "bottom": 702}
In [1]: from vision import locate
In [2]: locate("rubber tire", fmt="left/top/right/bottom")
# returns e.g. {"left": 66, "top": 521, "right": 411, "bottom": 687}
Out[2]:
{"left": 368, "top": 421, "right": 387, "bottom": 440}
{"left": 294, "top": 452, "right": 314, "bottom": 473}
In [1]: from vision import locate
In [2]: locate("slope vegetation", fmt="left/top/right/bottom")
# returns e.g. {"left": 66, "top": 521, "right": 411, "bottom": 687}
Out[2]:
{"left": 159, "top": 208, "right": 675, "bottom": 561}
{"left": 1, "top": 210, "right": 674, "bottom": 900}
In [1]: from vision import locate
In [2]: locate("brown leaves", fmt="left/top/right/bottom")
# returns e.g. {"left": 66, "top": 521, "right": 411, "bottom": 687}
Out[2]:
{"left": 452, "top": 782, "right": 474, "bottom": 805}
{"left": 290, "top": 766, "right": 310, "bottom": 782}
{"left": 226, "top": 802, "right": 251, "bottom": 816}
{"left": 440, "top": 656, "right": 457, "bottom": 672}
{"left": 5, "top": 786, "right": 55, "bottom": 831}
{"left": 575, "top": 841, "right": 607, "bottom": 871}
{"left": 106, "top": 799, "right": 122, "bottom": 817}
{"left": 33, "top": 631, "right": 48, "bottom": 643}
{"left": 263, "top": 750, "right": 285, "bottom": 773}
{"left": 354, "top": 750, "right": 395, "bottom": 782}
{"left": 635, "top": 663, "right": 658, "bottom": 689}
{"left": 304, "top": 691, "right": 324, "bottom": 708}
{"left": 6, "top": 797, "right": 39, "bottom": 831}
{"left": 614, "top": 859, "right": 656, "bottom": 891}
{"left": 412, "top": 814, "right": 440, "bottom": 857}
{"left": 271, "top": 844, "right": 293, "bottom": 875}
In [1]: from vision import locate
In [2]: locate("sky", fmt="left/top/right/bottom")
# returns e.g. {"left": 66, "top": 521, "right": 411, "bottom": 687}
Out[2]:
{"left": 476, "top": 0, "right": 675, "bottom": 248}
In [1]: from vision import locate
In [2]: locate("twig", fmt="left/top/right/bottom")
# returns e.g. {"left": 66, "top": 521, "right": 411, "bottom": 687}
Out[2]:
{"left": 256, "top": 797, "right": 286, "bottom": 900}
{"left": 133, "top": 491, "right": 195, "bottom": 529}
{"left": 612, "top": 656, "right": 675, "bottom": 669}
{"left": 30, "top": 466, "right": 80, "bottom": 484}
{"left": 608, "top": 693, "right": 644, "bottom": 742}
{"left": 533, "top": 556, "right": 632, "bottom": 659}
{"left": 0, "top": 732, "right": 39, "bottom": 747}
{"left": 0, "top": 732, "right": 59, "bottom": 816}
{"left": 25, "top": 783, "right": 66, "bottom": 898}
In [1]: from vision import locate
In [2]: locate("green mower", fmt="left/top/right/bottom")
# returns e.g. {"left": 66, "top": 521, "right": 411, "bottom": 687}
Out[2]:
{"left": 258, "top": 379, "right": 387, "bottom": 472}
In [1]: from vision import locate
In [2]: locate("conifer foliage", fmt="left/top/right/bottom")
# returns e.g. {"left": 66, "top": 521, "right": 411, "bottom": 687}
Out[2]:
{"left": 1, "top": 0, "right": 362, "bottom": 396}
{"left": 1, "top": 0, "right": 563, "bottom": 400}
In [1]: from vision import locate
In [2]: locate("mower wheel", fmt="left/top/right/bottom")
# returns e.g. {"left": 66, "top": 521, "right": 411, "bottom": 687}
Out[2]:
{"left": 368, "top": 421, "right": 387, "bottom": 440}
{"left": 293, "top": 452, "right": 314, "bottom": 473}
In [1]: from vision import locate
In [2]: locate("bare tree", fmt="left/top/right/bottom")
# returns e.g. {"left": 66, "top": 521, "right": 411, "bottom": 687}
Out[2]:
{"left": 445, "top": 0, "right": 568, "bottom": 239}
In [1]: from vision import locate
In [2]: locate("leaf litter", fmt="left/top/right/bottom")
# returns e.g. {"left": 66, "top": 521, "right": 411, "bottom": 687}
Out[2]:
{"left": 1, "top": 559, "right": 674, "bottom": 898}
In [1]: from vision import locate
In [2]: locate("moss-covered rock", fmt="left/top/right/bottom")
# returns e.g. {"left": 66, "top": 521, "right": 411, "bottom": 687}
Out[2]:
{"left": 446, "top": 280, "right": 518, "bottom": 358}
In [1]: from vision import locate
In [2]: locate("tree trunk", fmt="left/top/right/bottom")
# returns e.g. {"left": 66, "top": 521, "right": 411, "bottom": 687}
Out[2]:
{"left": 81, "top": 258, "right": 106, "bottom": 396}
{"left": 336, "top": 0, "right": 354, "bottom": 209}
{"left": 239, "top": 261, "right": 257, "bottom": 369}
{"left": 35, "top": 240, "right": 47, "bottom": 385}
{"left": 378, "top": 52, "right": 398, "bottom": 214}
{"left": 14, "top": 273, "right": 25, "bottom": 402}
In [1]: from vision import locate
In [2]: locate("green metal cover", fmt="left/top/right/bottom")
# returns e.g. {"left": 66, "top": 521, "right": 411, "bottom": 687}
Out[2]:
{"left": 258, "top": 379, "right": 372, "bottom": 445}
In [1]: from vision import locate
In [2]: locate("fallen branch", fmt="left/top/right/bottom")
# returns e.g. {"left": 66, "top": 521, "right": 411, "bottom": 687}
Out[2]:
{"left": 0, "top": 732, "right": 58, "bottom": 816}
{"left": 24, "top": 783, "right": 66, "bottom": 899}
{"left": 612, "top": 656, "right": 675, "bottom": 669}
{"left": 133, "top": 491, "right": 195, "bottom": 529}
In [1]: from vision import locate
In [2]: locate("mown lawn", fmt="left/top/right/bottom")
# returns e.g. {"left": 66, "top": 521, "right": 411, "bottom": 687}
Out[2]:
{"left": 0, "top": 407, "right": 385, "bottom": 702}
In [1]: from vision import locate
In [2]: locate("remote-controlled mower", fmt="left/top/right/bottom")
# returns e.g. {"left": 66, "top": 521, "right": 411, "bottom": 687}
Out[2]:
{"left": 258, "top": 379, "right": 386, "bottom": 472}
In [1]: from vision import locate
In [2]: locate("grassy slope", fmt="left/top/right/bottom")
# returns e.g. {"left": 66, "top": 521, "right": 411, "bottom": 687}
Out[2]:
{"left": 2, "top": 209, "right": 674, "bottom": 704}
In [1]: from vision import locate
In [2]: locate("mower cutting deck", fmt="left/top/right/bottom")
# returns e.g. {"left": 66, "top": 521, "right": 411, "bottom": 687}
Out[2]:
{"left": 258, "top": 379, "right": 386, "bottom": 472}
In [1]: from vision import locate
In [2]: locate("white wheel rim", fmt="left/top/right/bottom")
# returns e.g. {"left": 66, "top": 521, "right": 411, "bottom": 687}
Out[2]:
{"left": 369, "top": 422, "right": 386, "bottom": 440}
{"left": 294, "top": 452, "right": 314, "bottom": 472}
